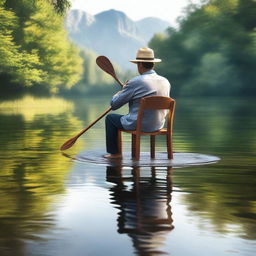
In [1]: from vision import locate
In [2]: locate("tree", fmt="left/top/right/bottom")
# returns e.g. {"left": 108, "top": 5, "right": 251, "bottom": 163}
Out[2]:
{"left": 150, "top": 0, "right": 256, "bottom": 96}
{"left": 0, "top": 0, "right": 82, "bottom": 93}
{"left": 0, "top": 1, "right": 45, "bottom": 88}
{"left": 49, "top": 0, "right": 71, "bottom": 14}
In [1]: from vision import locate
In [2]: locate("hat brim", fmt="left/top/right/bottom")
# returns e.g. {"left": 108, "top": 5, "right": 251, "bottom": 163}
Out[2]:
{"left": 129, "top": 58, "right": 162, "bottom": 63}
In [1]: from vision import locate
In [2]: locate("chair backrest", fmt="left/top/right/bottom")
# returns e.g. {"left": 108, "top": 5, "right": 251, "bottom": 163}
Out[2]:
{"left": 136, "top": 96, "right": 176, "bottom": 132}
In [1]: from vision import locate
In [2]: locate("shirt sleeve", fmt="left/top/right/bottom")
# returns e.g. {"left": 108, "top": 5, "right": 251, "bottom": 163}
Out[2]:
{"left": 110, "top": 81, "right": 136, "bottom": 110}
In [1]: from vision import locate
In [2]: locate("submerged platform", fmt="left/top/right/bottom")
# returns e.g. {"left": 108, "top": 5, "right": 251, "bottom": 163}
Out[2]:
{"left": 73, "top": 151, "right": 220, "bottom": 168}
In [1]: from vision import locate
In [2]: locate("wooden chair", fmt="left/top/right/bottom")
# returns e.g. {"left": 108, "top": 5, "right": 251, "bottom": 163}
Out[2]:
{"left": 117, "top": 96, "right": 176, "bottom": 160}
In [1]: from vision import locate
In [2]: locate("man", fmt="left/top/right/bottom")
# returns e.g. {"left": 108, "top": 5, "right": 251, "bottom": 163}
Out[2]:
{"left": 104, "top": 47, "right": 171, "bottom": 159}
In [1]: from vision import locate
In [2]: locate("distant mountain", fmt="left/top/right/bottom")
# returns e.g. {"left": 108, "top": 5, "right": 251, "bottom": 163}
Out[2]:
{"left": 65, "top": 9, "right": 170, "bottom": 69}
{"left": 136, "top": 17, "right": 170, "bottom": 41}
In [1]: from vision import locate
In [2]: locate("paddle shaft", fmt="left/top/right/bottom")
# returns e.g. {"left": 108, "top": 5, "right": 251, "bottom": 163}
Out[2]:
{"left": 113, "top": 75, "right": 123, "bottom": 87}
{"left": 60, "top": 56, "right": 124, "bottom": 150}
{"left": 60, "top": 106, "right": 112, "bottom": 150}
{"left": 75, "top": 107, "right": 112, "bottom": 139}
{"left": 77, "top": 57, "right": 124, "bottom": 137}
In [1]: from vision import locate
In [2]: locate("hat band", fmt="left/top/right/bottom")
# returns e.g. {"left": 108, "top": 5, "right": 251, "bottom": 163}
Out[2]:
{"left": 136, "top": 57, "right": 154, "bottom": 60}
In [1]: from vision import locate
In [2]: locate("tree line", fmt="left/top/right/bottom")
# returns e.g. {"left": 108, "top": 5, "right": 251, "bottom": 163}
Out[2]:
{"left": 150, "top": 0, "right": 256, "bottom": 97}
{"left": 1, "top": 0, "right": 255, "bottom": 96}
{"left": 0, "top": 0, "right": 128, "bottom": 95}
{"left": 0, "top": 0, "right": 83, "bottom": 93}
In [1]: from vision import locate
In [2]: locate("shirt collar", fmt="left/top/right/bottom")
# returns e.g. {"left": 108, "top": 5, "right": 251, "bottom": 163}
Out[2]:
{"left": 142, "top": 70, "right": 156, "bottom": 75}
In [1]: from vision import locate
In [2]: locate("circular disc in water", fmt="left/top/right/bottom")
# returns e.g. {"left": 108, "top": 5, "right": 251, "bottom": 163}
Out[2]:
{"left": 73, "top": 151, "right": 220, "bottom": 168}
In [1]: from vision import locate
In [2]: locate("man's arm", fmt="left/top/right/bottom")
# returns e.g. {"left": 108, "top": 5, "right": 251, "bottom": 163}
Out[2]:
{"left": 111, "top": 81, "right": 135, "bottom": 110}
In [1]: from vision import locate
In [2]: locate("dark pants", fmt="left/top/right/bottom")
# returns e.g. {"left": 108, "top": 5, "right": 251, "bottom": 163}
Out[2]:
{"left": 105, "top": 114, "right": 124, "bottom": 154}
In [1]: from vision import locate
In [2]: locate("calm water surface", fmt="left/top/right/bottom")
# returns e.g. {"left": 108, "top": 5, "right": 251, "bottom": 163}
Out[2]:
{"left": 0, "top": 95, "right": 255, "bottom": 256}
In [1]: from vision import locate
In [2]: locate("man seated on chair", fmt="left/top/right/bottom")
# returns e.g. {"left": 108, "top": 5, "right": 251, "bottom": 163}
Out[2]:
{"left": 104, "top": 47, "right": 171, "bottom": 159}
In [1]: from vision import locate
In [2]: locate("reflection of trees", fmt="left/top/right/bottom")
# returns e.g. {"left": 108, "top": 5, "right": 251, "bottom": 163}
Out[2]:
{"left": 163, "top": 97, "right": 256, "bottom": 240}
{"left": 0, "top": 97, "right": 83, "bottom": 254}
{"left": 106, "top": 166, "right": 174, "bottom": 255}
{"left": 174, "top": 98, "right": 256, "bottom": 158}
{"left": 174, "top": 165, "right": 256, "bottom": 240}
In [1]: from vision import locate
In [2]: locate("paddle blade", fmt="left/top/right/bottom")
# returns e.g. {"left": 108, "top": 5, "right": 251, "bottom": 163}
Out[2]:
{"left": 96, "top": 56, "right": 116, "bottom": 76}
{"left": 96, "top": 56, "right": 123, "bottom": 87}
{"left": 60, "top": 136, "right": 78, "bottom": 151}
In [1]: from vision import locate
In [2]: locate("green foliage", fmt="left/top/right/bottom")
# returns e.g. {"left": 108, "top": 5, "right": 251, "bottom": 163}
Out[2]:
{"left": 0, "top": 0, "right": 82, "bottom": 93}
{"left": 0, "top": 96, "right": 83, "bottom": 246}
{"left": 0, "top": 3, "right": 45, "bottom": 86}
{"left": 150, "top": 0, "right": 256, "bottom": 96}
{"left": 49, "top": 0, "right": 71, "bottom": 14}
{"left": 23, "top": 0, "right": 83, "bottom": 92}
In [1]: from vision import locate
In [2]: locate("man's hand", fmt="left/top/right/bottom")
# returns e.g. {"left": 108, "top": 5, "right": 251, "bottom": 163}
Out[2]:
{"left": 123, "top": 80, "right": 129, "bottom": 87}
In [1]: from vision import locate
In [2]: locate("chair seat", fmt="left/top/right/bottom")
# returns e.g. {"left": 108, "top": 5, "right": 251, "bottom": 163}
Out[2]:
{"left": 119, "top": 128, "right": 167, "bottom": 135}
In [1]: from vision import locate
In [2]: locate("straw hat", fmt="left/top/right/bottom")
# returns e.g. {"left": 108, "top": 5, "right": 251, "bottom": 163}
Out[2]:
{"left": 130, "top": 47, "right": 161, "bottom": 63}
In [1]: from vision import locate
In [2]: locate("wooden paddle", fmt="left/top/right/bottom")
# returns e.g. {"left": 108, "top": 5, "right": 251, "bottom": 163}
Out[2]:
{"left": 60, "top": 107, "right": 112, "bottom": 150}
{"left": 96, "top": 56, "right": 124, "bottom": 87}
{"left": 60, "top": 56, "right": 123, "bottom": 151}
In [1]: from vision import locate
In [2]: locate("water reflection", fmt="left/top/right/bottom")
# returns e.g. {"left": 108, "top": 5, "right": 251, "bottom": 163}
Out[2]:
{"left": 0, "top": 95, "right": 83, "bottom": 254}
{"left": 173, "top": 165, "right": 256, "bottom": 240}
{"left": 0, "top": 95, "right": 255, "bottom": 255}
{"left": 174, "top": 97, "right": 256, "bottom": 156}
{"left": 107, "top": 166, "right": 174, "bottom": 255}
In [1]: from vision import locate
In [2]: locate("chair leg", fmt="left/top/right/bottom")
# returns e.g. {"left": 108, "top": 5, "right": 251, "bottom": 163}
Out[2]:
{"left": 134, "top": 135, "right": 140, "bottom": 160}
{"left": 151, "top": 166, "right": 156, "bottom": 178}
{"left": 117, "top": 130, "right": 122, "bottom": 154}
{"left": 132, "top": 134, "right": 136, "bottom": 158}
{"left": 150, "top": 135, "right": 155, "bottom": 158}
{"left": 166, "top": 133, "right": 173, "bottom": 159}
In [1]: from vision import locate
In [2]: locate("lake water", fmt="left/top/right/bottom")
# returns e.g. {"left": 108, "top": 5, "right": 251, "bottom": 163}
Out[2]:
{"left": 0, "top": 95, "right": 255, "bottom": 256}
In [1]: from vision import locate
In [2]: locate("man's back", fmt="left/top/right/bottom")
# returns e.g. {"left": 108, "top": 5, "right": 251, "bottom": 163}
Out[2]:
{"left": 111, "top": 70, "right": 170, "bottom": 131}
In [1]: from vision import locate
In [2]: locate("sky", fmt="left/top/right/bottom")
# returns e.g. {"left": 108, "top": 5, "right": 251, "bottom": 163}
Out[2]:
{"left": 71, "top": 0, "right": 203, "bottom": 26}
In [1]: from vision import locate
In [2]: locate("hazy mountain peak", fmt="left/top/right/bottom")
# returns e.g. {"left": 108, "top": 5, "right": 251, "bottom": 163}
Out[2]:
{"left": 66, "top": 9, "right": 170, "bottom": 69}
{"left": 95, "top": 9, "right": 128, "bottom": 19}
{"left": 95, "top": 9, "right": 134, "bottom": 28}
{"left": 65, "top": 9, "right": 95, "bottom": 31}
{"left": 94, "top": 9, "right": 140, "bottom": 41}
